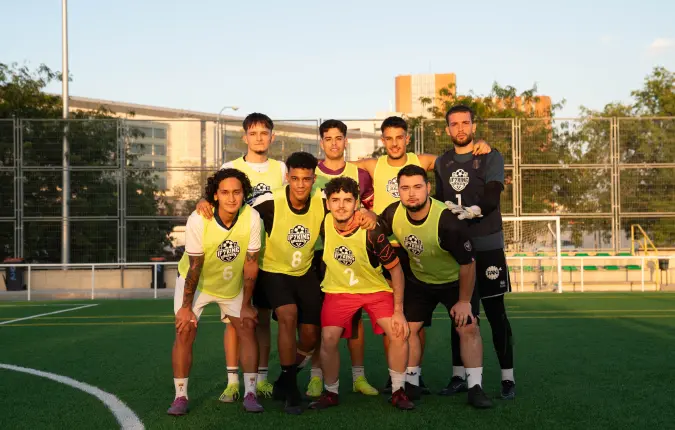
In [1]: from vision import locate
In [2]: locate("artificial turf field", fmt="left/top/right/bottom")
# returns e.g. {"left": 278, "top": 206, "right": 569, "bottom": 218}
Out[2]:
{"left": 1, "top": 292, "right": 674, "bottom": 430}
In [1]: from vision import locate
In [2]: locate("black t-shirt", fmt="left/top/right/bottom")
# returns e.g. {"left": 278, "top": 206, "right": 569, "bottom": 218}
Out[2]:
{"left": 379, "top": 201, "right": 475, "bottom": 265}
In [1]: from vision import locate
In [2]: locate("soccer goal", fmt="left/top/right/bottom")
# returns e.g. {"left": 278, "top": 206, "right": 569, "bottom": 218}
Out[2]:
{"left": 502, "top": 216, "right": 563, "bottom": 293}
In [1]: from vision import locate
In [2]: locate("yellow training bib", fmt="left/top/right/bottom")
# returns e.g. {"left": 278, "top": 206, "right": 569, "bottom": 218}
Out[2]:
{"left": 372, "top": 153, "right": 421, "bottom": 215}
{"left": 231, "top": 157, "right": 284, "bottom": 201}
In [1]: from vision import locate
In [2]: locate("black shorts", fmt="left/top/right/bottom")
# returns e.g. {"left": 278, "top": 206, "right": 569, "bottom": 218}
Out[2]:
{"left": 475, "top": 248, "right": 512, "bottom": 299}
{"left": 253, "top": 269, "right": 323, "bottom": 326}
{"left": 404, "top": 276, "right": 480, "bottom": 326}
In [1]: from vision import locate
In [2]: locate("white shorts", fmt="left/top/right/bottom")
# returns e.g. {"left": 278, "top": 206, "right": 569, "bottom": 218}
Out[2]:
{"left": 174, "top": 276, "right": 244, "bottom": 322}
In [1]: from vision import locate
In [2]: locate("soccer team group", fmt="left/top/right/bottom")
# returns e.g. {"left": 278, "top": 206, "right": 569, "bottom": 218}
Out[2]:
{"left": 168, "top": 105, "right": 516, "bottom": 416}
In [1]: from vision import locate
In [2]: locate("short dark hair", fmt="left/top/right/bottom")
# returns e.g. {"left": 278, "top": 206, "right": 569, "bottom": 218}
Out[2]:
{"left": 397, "top": 164, "right": 429, "bottom": 185}
{"left": 380, "top": 116, "right": 408, "bottom": 133}
{"left": 204, "top": 168, "right": 253, "bottom": 206}
{"left": 285, "top": 151, "right": 318, "bottom": 171}
{"left": 243, "top": 112, "right": 274, "bottom": 132}
{"left": 320, "top": 119, "right": 347, "bottom": 138}
{"left": 325, "top": 177, "right": 359, "bottom": 200}
{"left": 445, "top": 104, "right": 475, "bottom": 125}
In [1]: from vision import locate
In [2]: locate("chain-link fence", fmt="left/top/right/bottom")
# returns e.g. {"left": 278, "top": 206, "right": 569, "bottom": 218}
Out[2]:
{"left": 0, "top": 116, "right": 673, "bottom": 263}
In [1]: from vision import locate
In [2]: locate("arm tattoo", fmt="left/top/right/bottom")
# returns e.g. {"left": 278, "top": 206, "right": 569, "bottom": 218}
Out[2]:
{"left": 181, "top": 254, "right": 204, "bottom": 308}
{"left": 245, "top": 251, "right": 258, "bottom": 262}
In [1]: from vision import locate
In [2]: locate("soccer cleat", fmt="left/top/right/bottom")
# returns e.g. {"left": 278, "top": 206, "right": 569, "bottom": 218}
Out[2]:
{"left": 468, "top": 385, "right": 493, "bottom": 409}
{"left": 353, "top": 376, "right": 379, "bottom": 396}
{"left": 419, "top": 376, "right": 431, "bottom": 395}
{"left": 438, "top": 376, "right": 468, "bottom": 396}
{"left": 382, "top": 375, "right": 393, "bottom": 394}
{"left": 501, "top": 380, "right": 516, "bottom": 400}
{"left": 390, "top": 388, "right": 415, "bottom": 410}
{"left": 308, "top": 391, "right": 339, "bottom": 410}
{"left": 218, "top": 382, "right": 240, "bottom": 403}
{"left": 306, "top": 376, "right": 323, "bottom": 398}
{"left": 404, "top": 382, "right": 422, "bottom": 401}
{"left": 242, "top": 392, "right": 264, "bottom": 413}
{"left": 257, "top": 380, "right": 274, "bottom": 399}
{"left": 167, "top": 396, "right": 188, "bottom": 416}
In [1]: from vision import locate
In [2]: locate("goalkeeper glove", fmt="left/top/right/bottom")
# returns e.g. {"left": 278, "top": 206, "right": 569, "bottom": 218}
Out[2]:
{"left": 453, "top": 205, "right": 483, "bottom": 220}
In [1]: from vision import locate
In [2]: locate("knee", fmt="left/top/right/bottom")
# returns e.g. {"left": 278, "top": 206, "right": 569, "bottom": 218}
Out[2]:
{"left": 175, "top": 328, "right": 195, "bottom": 345}
{"left": 321, "top": 331, "right": 340, "bottom": 347}
{"left": 456, "top": 323, "right": 480, "bottom": 339}
{"left": 238, "top": 319, "right": 257, "bottom": 336}
{"left": 276, "top": 311, "right": 297, "bottom": 328}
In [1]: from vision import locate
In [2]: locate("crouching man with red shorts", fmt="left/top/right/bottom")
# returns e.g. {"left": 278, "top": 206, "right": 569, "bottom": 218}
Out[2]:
{"left": 308, "top": 177, "right": 414, "bottom": 411}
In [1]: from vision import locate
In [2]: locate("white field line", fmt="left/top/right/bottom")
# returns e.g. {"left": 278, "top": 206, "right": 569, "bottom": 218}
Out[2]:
{"left": 0, "top": 304, "right": 98, "bottom": 326}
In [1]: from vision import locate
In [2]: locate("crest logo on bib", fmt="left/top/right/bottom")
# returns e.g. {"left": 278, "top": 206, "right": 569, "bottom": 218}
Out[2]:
{"left": 404, "top": 235, "right": 424, "bottom": 256}
{"left": 334, "top": 245, "right": 356, "bottom": 266}
{"left": 386, "top": 178, "right": 399, "bottom": 198}
{"left": 449, "top": 169, "right": 470, "bottom": 192}
{"left": 216, "top": 240, "right": 241, "bottom": 263}
{"left": 287, "top": 225, "right": 311, "bottom": 248}
{"left": 251, "top": 183, "right": 271, "bottom": 199}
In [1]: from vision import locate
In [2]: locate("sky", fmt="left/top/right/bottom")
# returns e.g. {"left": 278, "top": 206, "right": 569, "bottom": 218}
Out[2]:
{"left": 2, "top": 0, "right": 674, "bottom": 119}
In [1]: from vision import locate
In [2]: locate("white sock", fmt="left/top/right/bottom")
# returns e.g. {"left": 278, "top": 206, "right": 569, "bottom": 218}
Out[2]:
{"left": 243, "top": 373, "right": 257, "bottom": 395}
{"left": 389, "top": 369, "right": 406, "bottom": 392}
{"left": 352, "top": 365, "right": 365, "bottom": 382}
{"left": 298, "top": 353, "right": 312, "bottom": 370}
{"left": 466, "top": 367, "right": 483, "bottom": 389}
{"left": 418, "top": 367, "right": 422, "bottom": 377}
{"left": 325, "top": 379, "right": 339, "bottom": 394}
{"left": 453, "top": 366, "right": 466, "bottom": 379}
{"left": 502, "top": 368, "right": 514, "bottom": 382}
{"left": 406, "top": 366, "right": 420, "bottom": 386}
{"left": 257, "top": 367, "right": 268, "bottom": 384}
{"left": 311, "top": 367, "right": 323, "bottom": 380}
{"left": 227, "top": 367, "right": 239, "bottom": 385}
{"left": 174, "top": 378, "right": 188, "bottom": 399}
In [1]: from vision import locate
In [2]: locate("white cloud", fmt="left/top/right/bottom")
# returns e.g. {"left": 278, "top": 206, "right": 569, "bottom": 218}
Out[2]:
{"left": 648, "top": 38, "right": 675, "bottom": 54}
{"left": 600, "top": 35, "right": 613, "bottom": 45}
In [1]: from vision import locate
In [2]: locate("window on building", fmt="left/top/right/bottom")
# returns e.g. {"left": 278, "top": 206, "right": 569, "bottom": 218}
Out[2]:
{"left": 153, "top": 128, "right": 167, "bottom": 139}
{"left": 153, "top": 145, "right": 167, "bottom": 156}
{"left": 154, "top": 161, "right": 167, "bottom": 169}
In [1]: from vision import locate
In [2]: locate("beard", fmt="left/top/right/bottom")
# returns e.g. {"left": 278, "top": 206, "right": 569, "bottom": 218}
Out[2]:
{"left": 388, "top": 150, "right": 405, "bottom": 160}
{"left": 333, "top": 211, "right": 354, "bottom": 223}
{"left": 403, "top": 198, "right": 427, "bottom": 213}
{"left": 251, "top": 148, "right": 268, "bottom": 155}
{"left": 451, "top": 132, "right": 473, "bottom": 147}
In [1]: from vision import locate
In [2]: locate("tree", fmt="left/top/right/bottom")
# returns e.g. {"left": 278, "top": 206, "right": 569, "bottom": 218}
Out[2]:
{"left": 0, "top": 62, "right": 171, "bottom": 263}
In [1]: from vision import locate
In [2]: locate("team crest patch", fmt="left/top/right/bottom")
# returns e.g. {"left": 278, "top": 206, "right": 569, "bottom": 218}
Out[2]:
{"left": 334, "top": 245, "right": 355, "bottom": 266}
{"left": 386, "top": 177, "right": 399, "bottom": 198}
{"left": 449, "top": 169, "right": 469, "bottom": 192}
{"left": 251, "top": 183, "right": 271, "bottom": 199}
{"left": 464, "top": 240, "right": 472, "bottom": 252}
{"left": 404, "top": 235, "right": 424, "bottom": 256}
{"left": 287, "top": 225, "right": 311, "bottom": 248}
{"left": 485, "top": 266, "right": 502, "bottom": 280}
{"left": 216, "top": 240, "right": 241, "bottom": 262}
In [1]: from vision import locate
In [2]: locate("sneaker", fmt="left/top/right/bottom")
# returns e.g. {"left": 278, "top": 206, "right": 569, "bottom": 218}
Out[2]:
{"left": 419, "top": 376, "right": 431, "bottom": 395}
{"left": 242, "top": 392, "right": 264, "bottom": 413}
{"left": 468, "top": 385, "right": 493, "bottom": 409}
{"left": 308, "top": 391, "right": 339, "bottom": 410}
{"left": 257, "top": 380, "right": 274, "bottom": 399}
{"left": 353, "top": 376, "right": 379, "bottom": 396}
{"left": 438, "top": 376, "right": 468, "bottom": 396}
{"left": 404, "top": 382, "right": 422, "bottom": 401}
{"left": 306, "top": 376, "right": 323, "bottom": 398}
{"left": 167, "top": 396, "right": 188, "bottom": 416}
{"left": 501, "top": 380, "right": 516, "bottom": 400}
{"left": 218, "top": 383, "right": 240, "bottom": 403}
{"left": 390, "top": 388, "right": 415, "bottom": 410}
{"left": 382, "top": 376, "right": 393, "bottom": 394}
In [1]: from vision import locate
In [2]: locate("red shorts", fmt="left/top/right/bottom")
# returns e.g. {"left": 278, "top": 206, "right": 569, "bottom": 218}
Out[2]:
{"left": 321, "top": 292, "right": 394, "bottom": 338}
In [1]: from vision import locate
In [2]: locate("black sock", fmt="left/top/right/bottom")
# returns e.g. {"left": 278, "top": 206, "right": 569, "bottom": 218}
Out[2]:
{"left": 280, "top": 364, "right": 297, "bottom": 383}
{"left": 482, "top": 295, "right": 514, "bottom": 370}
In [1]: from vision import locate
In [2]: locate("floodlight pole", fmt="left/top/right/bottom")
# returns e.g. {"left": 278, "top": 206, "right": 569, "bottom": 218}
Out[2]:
{"left": 61, "top": 0, "right": 70, "bottom": 266}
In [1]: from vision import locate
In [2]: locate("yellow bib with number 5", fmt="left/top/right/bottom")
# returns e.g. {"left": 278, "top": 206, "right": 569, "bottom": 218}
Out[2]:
{"left": 321, "top": 213, "right": 391, "bottom": 294}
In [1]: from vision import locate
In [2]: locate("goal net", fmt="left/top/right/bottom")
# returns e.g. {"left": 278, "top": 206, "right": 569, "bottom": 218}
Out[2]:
{"left": 503, "top": 216, "right": 563, "bottom": 293}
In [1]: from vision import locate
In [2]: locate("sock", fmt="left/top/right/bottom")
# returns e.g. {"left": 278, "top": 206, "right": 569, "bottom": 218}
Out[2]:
{"left": 311, "top": 367, "right": 323, "bottom": 380}
{"left": 257, "top": 367, "right": 268, "bottom": 384}
{"left": 352, "top": 365, "right": 365, "bottom": 382}
{"left": 325, "top": 379, "right": 339, "bottom": 395}
{"left": 174, "top": 378, "right": 188, "bottom": 399}
{"left": 406, "top": 366, "right": 420, "bottom": 386}
{"left": 502, "top": 368, "right": 515, "bottom": 382}
{"left": 243, "top": 373, "right": 257, "bottom": 395}
{"left": 295, "top": 350, "right": 313, "bottom": 370}
{"left": 453, "top": 366, "right": 466, "bottom": 379}
{"left": 389, "top": 369, "right": 406, "bottom": 392}
{"left": 227, "top": 367, "right": 239, "bottom": 385}
{"left": 418, "top": 367, "right": 422, "bottom": 377}
{"left": 466, "top": 367, "right": 483, "bottom": 389}
{"left": 281, "top": 364, "right": 298, "bottom": 383}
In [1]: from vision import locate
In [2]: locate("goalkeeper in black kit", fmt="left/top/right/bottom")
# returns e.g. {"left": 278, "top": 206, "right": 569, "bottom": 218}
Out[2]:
{"left": 434, "top": 104, "right": 516, "bottom": 400}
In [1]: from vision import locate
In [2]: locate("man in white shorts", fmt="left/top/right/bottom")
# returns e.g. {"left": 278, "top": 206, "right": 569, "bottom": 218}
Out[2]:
{"left": 168, "top": 168, "right": 263, "bottom": 415}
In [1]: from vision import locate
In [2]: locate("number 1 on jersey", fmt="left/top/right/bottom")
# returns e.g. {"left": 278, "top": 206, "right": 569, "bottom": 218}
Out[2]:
{"left": 456, "top": 194, "right": 462, "bottom": 207}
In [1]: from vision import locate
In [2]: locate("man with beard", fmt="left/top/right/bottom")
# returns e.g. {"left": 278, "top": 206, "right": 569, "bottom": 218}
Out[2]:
{"left": 196, "top": 112, "right": 283, "bottom": 402}
{"left": 435, "top": 104, "right": 516, "bottom": 400}
{"left": 378, "top": 165, "right": 492, "bottom": 409}
{"left": 308, "top": 177, "right": 414, "bottom": 411}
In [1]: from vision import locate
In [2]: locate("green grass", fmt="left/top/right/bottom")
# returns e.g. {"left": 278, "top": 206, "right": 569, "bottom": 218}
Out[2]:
{"left": 1, "top": 293, "right": 675, "bottom": 430}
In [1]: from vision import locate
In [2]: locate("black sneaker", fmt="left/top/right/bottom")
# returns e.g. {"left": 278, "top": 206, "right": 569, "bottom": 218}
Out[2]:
{"left": 382, "top": 376, "right": 392, "bottom": 394}
{"left": 501, "top": 380, "right": 516, "bottom": 400}
{"left": 404, "top": 382, "right": 422, "bottom": 401}
{"left": 419, "top": 376, "right": 431, "bottom": 395}
{"left": 468, "top": 385, "right": 493, "bottom": 409}
{"left": 438, "top": 376, "right": 468, "bottom": 396}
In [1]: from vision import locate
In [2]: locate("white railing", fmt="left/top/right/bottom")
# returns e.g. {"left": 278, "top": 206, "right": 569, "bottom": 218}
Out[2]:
{"left": 0, "top": 262, "right": 179, "bottom": 301}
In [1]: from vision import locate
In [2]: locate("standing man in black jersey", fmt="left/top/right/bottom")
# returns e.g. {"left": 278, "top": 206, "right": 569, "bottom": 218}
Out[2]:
{"left": 434, "top": 104, "right": 516, "bottom": 400}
